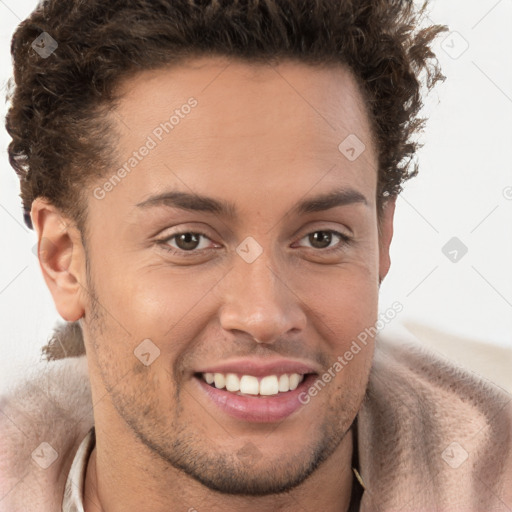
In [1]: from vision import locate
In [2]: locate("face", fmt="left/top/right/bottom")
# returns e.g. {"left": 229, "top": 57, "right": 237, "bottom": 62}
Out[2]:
{"left": 44, "top": 57, "right": 394, "bottom": 495}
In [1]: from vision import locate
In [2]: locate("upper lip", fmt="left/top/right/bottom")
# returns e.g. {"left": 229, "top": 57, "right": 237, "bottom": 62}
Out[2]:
{"left": 195, "top": 358, "right": 320, "bottom": 377}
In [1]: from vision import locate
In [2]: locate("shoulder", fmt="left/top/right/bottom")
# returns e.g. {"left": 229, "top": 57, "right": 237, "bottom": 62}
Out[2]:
{"left": 0, "top": 355, "right": 93, "bottom": 512}
{"left": 358, "top": 324, "right": 512, "bottom": 511}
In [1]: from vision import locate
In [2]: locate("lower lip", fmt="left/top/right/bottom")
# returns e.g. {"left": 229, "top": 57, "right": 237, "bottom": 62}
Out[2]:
{"left": 195, "top": 374, "right": 316, "bottom": 423}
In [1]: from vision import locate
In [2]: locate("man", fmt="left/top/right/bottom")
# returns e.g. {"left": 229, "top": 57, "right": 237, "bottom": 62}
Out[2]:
{"left": 1, "top": 0, "right": 511, "bottom": 511}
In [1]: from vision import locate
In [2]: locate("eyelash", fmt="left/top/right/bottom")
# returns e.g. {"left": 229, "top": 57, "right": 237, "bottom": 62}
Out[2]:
{"left": 155, "top": 229, "right": 352, "bottom": 257}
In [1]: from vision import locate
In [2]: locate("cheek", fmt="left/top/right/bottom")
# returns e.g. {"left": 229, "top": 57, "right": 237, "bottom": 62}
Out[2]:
{"left": 291, "top": 260, "right": 379, "bottom": 383}
{"left": 90, "top": 258, "right": 227, "bottom": 353}
{"left": 299, "top": 275, "right": 376, "bottom": 413}
{"left": 293, "top": 258, "right": 379, "bottom": 328}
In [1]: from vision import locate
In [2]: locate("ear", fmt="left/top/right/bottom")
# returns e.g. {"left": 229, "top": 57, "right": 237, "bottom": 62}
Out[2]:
{"left": 30, "top": 198, "right": 86, "bottom": 322}
{"left": 378, "top": 196, "right": 396, "bottom": 284}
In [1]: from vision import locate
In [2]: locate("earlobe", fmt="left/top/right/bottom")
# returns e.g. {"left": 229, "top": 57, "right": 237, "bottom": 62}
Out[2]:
{"left": 31, "top": 198, "right": 86, "bottom": 322}
{"left": 378, "top": 196, "right": 396, "bottom": 283}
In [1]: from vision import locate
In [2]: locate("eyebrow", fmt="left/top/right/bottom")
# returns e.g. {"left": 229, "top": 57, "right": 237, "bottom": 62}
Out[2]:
{"left": 135, "top": 187, "right": 368, "bottom": 218}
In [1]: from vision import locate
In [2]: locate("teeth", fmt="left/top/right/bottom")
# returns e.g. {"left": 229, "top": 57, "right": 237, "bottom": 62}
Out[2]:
{"left": 225, "top": 373, "right": 240, "bottom": 392}
{"left": 278, "top": 374, "right": 289, "bottom": 392}
{"left": 214, "top": 373, "right": 225, "bottom": 389}
{"left": 260, "top": 375, "right": 279, "bottom": 395}
{"left": 240, "top": 375, "right": 259, "bottom": 395}
{"left": 289, "top": 373, "right": 300, "bottom": 390}
{"left": 202, "top": 372, "right": 305, "bottom": 396}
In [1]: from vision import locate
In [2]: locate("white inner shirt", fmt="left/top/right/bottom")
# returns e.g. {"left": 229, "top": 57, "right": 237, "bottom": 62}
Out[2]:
{"left": 62, "top": 427, "right": 96, "bottom": 512}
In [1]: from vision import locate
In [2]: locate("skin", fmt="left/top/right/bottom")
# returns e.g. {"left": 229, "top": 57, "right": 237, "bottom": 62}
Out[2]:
{"left": 31, "top": 56, "right": 395, "bottom": 512}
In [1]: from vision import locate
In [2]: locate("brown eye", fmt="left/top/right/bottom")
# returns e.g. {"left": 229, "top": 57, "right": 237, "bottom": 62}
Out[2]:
{"left": 297, "top": 230, "right": 351, "bottom": 251}
{"left": 173, "top": 232, "right": 202, "bottom": 251}
{"left": 159, "top": 231, "right": 216, "bottom": 255}
{"left": 308, "top": 231, "right": 334, "bottom": 249}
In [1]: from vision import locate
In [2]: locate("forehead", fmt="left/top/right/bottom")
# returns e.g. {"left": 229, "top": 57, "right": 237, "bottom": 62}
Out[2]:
{"left": 114, "top": 56, "right": 374, "bottom": 147}
{"left": 90, "top": 56, "right": 377, "bottom": 222}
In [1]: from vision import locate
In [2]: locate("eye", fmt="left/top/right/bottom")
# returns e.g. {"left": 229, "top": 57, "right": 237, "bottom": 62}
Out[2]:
{"left": 295, "top": 230, "right": 352, "bottom": 252}
{"left": 157, "top": 231, "right": 217, "bottom": 256}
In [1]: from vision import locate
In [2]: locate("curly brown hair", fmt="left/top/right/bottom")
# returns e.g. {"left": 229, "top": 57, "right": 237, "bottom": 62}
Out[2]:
{"left": 6, "top": 0, "right": 446, "bottom": 234}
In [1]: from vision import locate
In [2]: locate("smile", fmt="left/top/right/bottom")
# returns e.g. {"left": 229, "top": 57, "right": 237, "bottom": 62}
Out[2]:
{"left": 200, "top": 372, "right": 305, "bottom": 395}
{"left": 194, "top": 371, "right": 318, "bottom": 423}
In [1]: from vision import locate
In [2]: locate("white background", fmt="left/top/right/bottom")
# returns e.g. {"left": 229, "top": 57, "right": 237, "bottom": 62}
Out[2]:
{"left": 1, "top": 0, "right": 511, "bottom": 391}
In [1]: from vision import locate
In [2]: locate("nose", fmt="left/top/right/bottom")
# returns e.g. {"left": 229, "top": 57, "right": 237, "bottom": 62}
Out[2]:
{"left": 218, "top": 250, "right": 306, "bottom": 345}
